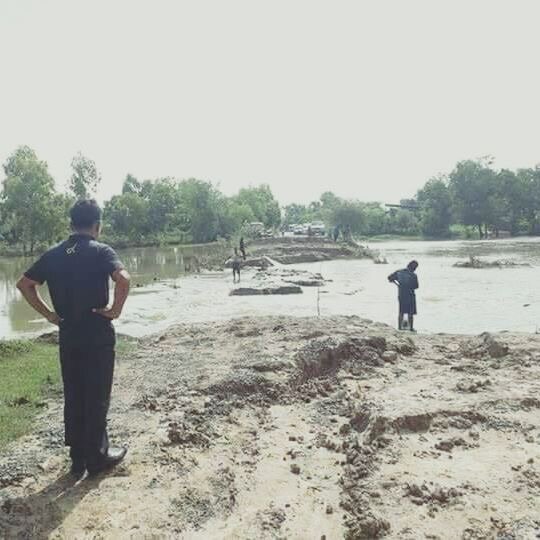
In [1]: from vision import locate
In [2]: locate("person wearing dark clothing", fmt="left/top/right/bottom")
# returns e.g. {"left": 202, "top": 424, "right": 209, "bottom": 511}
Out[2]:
{"left": 17, "top": 200, "right": 131, "bottom": 477}
{"left": 232, "top": 248, "right": 242, "bottom": 283}
{"left": 239, "top": 237, "right": 246, "bottom": 260}
{"left": 388, "top": 260, "right": 419, "bottom": 332}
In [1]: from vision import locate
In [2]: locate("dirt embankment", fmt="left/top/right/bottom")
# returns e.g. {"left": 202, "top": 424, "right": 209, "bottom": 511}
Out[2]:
{"left": 247, "top": 236, "right": 372, "bottom": 265}
{"left": 1, "top": 317, "right": 540, "bottom": 539}
{"left": 453, "top": 256, "right": 531, "bottom": 269}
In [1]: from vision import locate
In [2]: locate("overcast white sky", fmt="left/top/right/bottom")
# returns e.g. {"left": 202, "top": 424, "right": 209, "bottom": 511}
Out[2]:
{"left": 1, "top": 0, "right": 540, "bottom": 206}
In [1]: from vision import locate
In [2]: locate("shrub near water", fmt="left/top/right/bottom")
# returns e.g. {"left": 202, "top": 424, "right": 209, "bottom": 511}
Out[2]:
{"left": 0, "top": 340, "right": 60, "bottom": 447}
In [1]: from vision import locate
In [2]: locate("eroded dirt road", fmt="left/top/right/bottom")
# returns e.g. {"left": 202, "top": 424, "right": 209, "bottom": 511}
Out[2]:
{"left": 1, "top": 316, "right": 540, "bottom": 539}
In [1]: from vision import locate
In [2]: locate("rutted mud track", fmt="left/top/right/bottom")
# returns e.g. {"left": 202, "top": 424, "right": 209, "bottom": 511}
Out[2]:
{"left": 1, "top": 316, "right": 540, "bottom": 539}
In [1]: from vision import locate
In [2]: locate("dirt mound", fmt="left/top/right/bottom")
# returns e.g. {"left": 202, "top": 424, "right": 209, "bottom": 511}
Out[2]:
{"left": 249, "top": 236, "right": 369, "bottom": 265}
{"left": 205, "top": 369, "right": 284, "bottom": 401}
{"left": 455, "top": 377, "right": 492, "bottom": 392}
{"left": 1, "top": 315, "right": 539, "bottom": 539}
{"left": 344, "top": 514, "right": 391, "bottom": 539}
{"left": 295, "top": 335, "right": 396, "bottom": 381}
{"left": 167, "top": 420, "right": 212, "bottom": 448}
{"left": 230, "top": 285, "right": 303, "bottom": 296}
{"left": 454, "top": 256, "right": 530, "bottom": 269}
{"left": 460, "top": 332, "right": 509, "bottom": 358}
{"left": 224, "top": 256, "right": 274, "bottom": 269}
{"left": 404, "top": 482, "right": 463, "bottom": 505}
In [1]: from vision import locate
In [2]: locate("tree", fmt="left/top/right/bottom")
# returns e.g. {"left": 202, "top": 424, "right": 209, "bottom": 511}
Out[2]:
{"left": 448, "top": 159, "right": 496, "bottom": 238}
{"left": 416, "top": 177, "right": 452, "bottom": 237}
{"left": 42, "top": 193, "right": 73, "bottom": 244}
{"left": 146, "top": 178, "right": 185, "bottom": 234}
{"left": 234, "top": 185, "right": 281, "bottom": 228}
{"left": 69, "top": 152, "right": 101, "bottom": 199}
{"left": 177, "top": 179, "right": 220, "bottom": 243}
{"left": 320, "top": 191, "right": 341, "bottom": 210}
{"left": 362, "top": 203, "right": 387, "bottom": 236}
{"left": 330, "top": 200, "right": 366, "bottom": 234}
{"left": 2, "top": 146, "right": 65, "bottom": 254}
{"left": 319, "top": 191, "right": 342, "bottom": 225}
{"left": 122, "top": 174, "right": 142, "bottom": 195}
{"left": 104, "top": 193, "right": 149, "bottom": 241}
{"left": 386, "top": 209, "right": 419, "bottom": 236}
{"left": 283, "top": 204, "right": 309, "bottom": 225}
{"left": 515, "top": 167, "right": 540, "bottom": 234}
{"left": 216, "top": 198, "right": 255, "bottom": 238}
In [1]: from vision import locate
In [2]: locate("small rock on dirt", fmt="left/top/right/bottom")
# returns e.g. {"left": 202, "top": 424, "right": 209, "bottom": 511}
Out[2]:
{"left": 290, "top": 464, "right": 301, "bottom": 475}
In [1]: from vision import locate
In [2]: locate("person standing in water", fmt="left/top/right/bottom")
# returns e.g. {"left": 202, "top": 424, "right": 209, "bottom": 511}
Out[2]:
{"left": 232, "top": 248, "right": 242, "bottom": 283}
{"left": 239, "top": 237, "right": 246, "bottom": 260}
{"left": 388, "top": 260, "right": 419, "bottom": 332}
{"left": 16, "top": 200, "right": 131, "bottom": 477}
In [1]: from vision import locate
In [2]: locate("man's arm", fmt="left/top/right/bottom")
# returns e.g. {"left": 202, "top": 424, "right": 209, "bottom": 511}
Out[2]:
{"left": 93, "top": 269, "right": 131, "bottom": 320}
{"left": 387, "top": 271, "right": 399, "bottom": 285}
{"left": 16, "top": 276, "right": 62, "bottom": 325}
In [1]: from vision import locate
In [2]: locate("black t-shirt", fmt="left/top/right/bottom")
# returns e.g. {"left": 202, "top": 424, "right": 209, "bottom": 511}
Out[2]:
{"left": 388, "top": 269, "right": 419, "bottom": 296}
{"left": 24, "top": 234, "right": 124, "bottom": 345}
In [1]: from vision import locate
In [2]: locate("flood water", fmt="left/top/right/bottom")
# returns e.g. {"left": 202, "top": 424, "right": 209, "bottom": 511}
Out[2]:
{"left": 2, "top": 238, "right": 540, "bottom": 339}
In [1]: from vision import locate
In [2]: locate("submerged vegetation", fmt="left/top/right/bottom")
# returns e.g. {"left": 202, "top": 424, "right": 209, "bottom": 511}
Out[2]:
{"left": 2, "top": 147, "right": 540, "bottom": 255}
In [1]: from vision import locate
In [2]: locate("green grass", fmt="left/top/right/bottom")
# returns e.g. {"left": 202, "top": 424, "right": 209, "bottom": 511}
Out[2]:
{"left": 0, "top": 340, "right": 60, "bottom": 448}
{"left": 0, "top": 337, "right": 136, "bottom": 449}
{"left": 115, "top": 337, "right": 137, "bottom": 357}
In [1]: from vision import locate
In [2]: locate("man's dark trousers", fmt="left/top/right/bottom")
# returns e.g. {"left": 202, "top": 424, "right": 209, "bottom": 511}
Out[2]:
{"left": 59, "top": 340, "right": 115, "bottom": 470}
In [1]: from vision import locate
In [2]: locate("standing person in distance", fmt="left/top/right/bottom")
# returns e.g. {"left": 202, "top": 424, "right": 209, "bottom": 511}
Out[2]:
{"left": 387, "top": 260, "right": 419, "bottom": 332}
{"left": 16, "top": 199, "right": 131, "bottom": 477}
{"left": 239, "top": 237, "right": 246, "bottom": 260}
{"left": 232, "top": 248, "right": 242, "bottom": 283}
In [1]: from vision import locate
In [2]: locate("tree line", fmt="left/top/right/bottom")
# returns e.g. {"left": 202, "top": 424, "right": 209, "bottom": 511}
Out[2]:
{"left": 2, "top": 146, "right": 540, "bottom": 255}
{"left": 284, "top": 156, "right": 540, "bottom": 240}
{"left": 0, "top": 146, "right": 282, "bottom": 254}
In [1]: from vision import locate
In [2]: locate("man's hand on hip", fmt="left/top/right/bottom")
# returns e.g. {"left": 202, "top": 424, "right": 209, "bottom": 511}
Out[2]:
{"left": 93, "top": 307, "right": 121, "bottom": 320}
{"left": 46, "top": 311, "right": 63, "bottom": 326}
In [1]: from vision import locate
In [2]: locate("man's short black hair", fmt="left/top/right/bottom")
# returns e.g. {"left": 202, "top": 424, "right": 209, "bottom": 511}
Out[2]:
{"left": 407, "top": 260, "right": 419, "bottom": 271}
{"left": 70, "top": 199, "right": 102, "bottom": 230}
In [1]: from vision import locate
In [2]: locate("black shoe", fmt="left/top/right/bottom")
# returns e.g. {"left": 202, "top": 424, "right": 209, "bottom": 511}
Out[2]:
{"left": 87, "top": 447, "right": 127, "bottom": 477}
{"left": 70, "top": 459, "right": 86, "bottom": 478}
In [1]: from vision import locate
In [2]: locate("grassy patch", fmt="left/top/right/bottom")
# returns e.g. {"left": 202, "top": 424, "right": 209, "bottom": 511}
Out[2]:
{"left": 0, "top": 337, "right": 136, "bottom": 449}
{"left": 0, "top": 341, "right": 60, "bottom": 449}
{"left": 115, "top": 337, "right": 137, "bottom": 358}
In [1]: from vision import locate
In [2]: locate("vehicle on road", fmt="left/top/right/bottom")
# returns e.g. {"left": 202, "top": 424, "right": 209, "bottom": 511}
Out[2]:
{"left": 311, "top": 221, "right": 326, "bottom": 235}
{"left": 248, "top": 222, "right": 265, "bottom": 237}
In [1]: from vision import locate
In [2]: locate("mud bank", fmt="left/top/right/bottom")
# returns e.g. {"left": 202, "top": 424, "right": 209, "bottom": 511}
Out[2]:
{"left": 1, "top": 317, "right": 540, "bottom": 539}
{"left": 248, "top": 236, "right": 372, "bottom": 265}
{"left": 453, "top": 256, "right": 531, "bottom": 269}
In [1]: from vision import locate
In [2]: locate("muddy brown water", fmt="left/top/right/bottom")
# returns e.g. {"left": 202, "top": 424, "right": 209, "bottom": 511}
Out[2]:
{"left": 2, "top": 238, "right": 540, "bottom": 339}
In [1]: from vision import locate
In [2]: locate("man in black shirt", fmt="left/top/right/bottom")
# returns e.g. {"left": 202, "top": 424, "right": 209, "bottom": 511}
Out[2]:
{"left": 17, "top": 200, "right": 131, "bottom": 477}
{"left": 388, "top": 260, "right": 419, "bottom": 332}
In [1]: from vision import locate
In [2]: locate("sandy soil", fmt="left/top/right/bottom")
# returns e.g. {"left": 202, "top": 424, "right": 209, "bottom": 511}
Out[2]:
{"left": 1, "top": 316, "right": 540, "bottom": 539}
